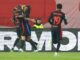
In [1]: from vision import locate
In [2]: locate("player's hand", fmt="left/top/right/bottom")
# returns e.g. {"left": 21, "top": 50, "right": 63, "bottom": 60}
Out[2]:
{"left": 24, "top": 18, "right": 36, "bottom": 23}
{"left": 31, "top": 19, "right": 36, "bottom": 23}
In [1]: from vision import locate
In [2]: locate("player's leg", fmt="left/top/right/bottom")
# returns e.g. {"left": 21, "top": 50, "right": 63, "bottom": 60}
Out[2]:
{"left": 12, "top": 38, "right": 20, "bottom": 50}
{"left": 11, "top": 28, "right": 21, "bottom": 51}
{"left": 51, "top": 27, "right": 58, "bottom": 44}
{"left": 54, "top": 38, "right": 60, "bottom": 56}
{"left": 56, "top": 41, "right": 60, "bottom": 52}
{"left": 51, "top": 27, "right": 60, "bottom": 55}
{"left": 18, "top": 35, "right": 25, "bottom": 52}
{"left": 56, "top": 27, "right": 62, "bottom": 52}
{"left": 54, "top": 28, "right": 61, "bottom": 56}
{"left": 26, "top": 36, "right": 37, "bottom": 50}
{"left": 20, "top": 40, "right": 25, "bottom": 49}
{"left": 25, "top": 24, "right": 38, "bottom": 51}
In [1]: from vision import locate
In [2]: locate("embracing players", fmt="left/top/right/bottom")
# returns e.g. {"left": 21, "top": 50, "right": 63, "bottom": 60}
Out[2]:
{"left": 11, "top": 5, "right": 37, "bottom": 52}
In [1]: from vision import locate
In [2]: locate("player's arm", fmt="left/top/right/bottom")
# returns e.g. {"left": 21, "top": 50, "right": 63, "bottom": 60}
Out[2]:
{"left": 24, "top": 18, "right": 36, "bottom": 23}
{"left": 63, "top": 14, "right": 68, "bottom": 25}
{"left": 11, "top": 15, "right": 17, "bottom": 25}
{"left": 48, "top": 12, "right": 53, "bottom": 25}
{"left": 11, "top": 8, "right": 18, "bottom": 25}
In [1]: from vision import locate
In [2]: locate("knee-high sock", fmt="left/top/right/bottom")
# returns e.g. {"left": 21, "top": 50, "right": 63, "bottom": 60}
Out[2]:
{"left": 29, "top": 39, "right": 37, "bottom": 50}
{"left": 13, "top": 38, "right": 19, "bottom": 47}
{"left": 20, "top": 40, "right": 25, "bottom": 49}
{"left": 56, "top": 42, "right": 60, "bottom": 52}
{"left": 31, "top": 40, "right": 37, "bottom": 45}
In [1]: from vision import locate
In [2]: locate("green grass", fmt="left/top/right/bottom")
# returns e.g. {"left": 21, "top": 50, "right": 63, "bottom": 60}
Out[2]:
{"left": 0, "top": 52, "right": 80, "bottom": 60}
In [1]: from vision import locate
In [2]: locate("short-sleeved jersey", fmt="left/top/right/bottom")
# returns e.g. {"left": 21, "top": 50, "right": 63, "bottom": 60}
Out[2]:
{"left": 48, "top": 10, "right": 67, "bottom": 27}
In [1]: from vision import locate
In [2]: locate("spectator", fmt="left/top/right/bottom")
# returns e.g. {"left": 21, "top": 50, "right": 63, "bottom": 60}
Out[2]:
{"left": 33, "top": 18, "right": 44, "bottom": 29}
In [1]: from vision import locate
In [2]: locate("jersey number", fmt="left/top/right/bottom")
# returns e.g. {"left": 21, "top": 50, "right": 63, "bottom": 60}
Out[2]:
{"left": 53, "top": 16, "right": 60, "bottom": 25}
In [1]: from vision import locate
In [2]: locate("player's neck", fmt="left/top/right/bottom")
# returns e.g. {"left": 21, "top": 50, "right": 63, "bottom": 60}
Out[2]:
{"left": 57, "top": 9, "right": 61, "bottom": 11}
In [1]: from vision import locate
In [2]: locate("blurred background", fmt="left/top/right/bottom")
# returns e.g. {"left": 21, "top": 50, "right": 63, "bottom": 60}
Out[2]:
{"left": 0, "top": 0, "right": 80, "bottom": 28}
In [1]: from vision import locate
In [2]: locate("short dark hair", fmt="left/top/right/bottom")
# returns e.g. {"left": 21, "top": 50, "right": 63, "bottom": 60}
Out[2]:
{"left": 57, "top": 3, "right": 62, "bottom": 9}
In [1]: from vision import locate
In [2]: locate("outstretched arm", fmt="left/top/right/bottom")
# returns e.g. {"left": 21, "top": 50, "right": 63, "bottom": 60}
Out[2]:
{"left": 24, "top": 18, "right": 36, "bottom": 23}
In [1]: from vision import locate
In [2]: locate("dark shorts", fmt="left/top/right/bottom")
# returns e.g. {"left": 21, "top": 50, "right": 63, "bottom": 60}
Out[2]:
{"left": 16, "top": 24, "right": 31, "bottom": 38}
{"left": 24, "top": 23, "right": 31, "bottom": 36}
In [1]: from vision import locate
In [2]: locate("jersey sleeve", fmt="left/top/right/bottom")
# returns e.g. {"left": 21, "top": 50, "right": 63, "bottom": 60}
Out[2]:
{"left": 48, "top": 12, "right": 53, "bottom": 25}
{"left": 63, "top": 13, "right": 68, "bottom": 25}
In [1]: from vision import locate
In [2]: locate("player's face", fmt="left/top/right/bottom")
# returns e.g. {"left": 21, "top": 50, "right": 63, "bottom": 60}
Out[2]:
{"left": 57, "top": 8, "right": 61, "bottom": 11}
{"left": 36, "top": 20, "right": 41, "bottom": 24}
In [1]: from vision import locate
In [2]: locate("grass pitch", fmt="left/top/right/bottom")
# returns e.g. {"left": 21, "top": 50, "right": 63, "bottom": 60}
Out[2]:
{"left": 0, "top": 52, "right": 80, "bottom": 60}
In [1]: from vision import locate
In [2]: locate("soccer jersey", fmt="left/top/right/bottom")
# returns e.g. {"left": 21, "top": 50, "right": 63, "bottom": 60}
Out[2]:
{"left": 12, "top": 8, "right": 31, "bottom": 37}
{"left": 48, "top": 10, "right": 67, "bottom": 43}
{"left": 48, "top": 11, "right": 67, "bottom": 27}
